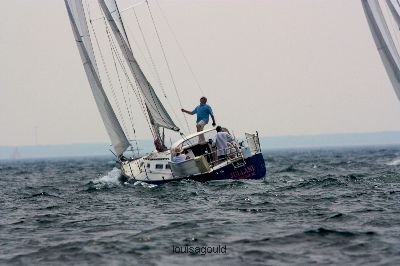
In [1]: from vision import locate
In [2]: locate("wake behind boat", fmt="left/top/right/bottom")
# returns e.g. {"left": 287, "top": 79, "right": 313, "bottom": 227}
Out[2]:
{"left": 64, "top": 0, "right": 266, "bottom": 184}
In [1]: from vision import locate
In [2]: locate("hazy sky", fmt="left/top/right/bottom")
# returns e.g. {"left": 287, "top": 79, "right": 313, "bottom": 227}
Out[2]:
{"left": 1, "top": 0, "right": 400, "bottom": 146}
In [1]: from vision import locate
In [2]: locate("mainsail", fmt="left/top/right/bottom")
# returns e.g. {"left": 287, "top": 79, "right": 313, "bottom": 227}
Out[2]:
{"left": 65, "top": 0, "right": 130, "bottom": 156}
{"left": 98, "top": 0, "right": 180, "bottom": 132}
{"left": 387, "top": 0, "right": 400, "bottom": 26}
{"left": 362, "top": 0, "right": 400, "bottom": 100}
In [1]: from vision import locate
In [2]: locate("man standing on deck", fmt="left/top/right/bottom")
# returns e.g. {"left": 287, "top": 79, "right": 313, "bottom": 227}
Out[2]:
{"left": 181, "top": 96, "right": 216, "bottom": 132}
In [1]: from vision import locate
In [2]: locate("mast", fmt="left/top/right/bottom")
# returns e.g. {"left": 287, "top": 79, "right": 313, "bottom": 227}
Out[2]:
{"left": 98, "top": 0, "right": 180, "bottom": 138}
{"left": 65, "top": 0, "right": 130, "bottom": 156}
{"left": 362, "top": 0, "right": 400, "bottom": 101}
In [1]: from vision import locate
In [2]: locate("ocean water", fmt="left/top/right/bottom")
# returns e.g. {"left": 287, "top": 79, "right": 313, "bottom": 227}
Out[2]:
{"left": 1, "top": 146, "right": 400, "bottom": 266}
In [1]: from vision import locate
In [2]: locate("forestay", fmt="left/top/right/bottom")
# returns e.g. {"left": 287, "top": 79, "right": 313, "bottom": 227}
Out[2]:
{"left": 65, "top": 0, "right": 130, "bottom": 156}
{"left": 98, "top": 0, "right": 180, "bottom": 132}
{"left": 362, "top": 0, "right": 400, "bottom": 101}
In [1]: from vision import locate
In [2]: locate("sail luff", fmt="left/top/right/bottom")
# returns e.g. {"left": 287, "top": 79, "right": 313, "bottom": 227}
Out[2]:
{"left": 65, "top": 0, "right": 130, "bottom": 156}
{"left": 362, "top": 0, "right": 400, "bottom": 100}
{"left": 98, "top": 0, "right": 180, "bottom": 132}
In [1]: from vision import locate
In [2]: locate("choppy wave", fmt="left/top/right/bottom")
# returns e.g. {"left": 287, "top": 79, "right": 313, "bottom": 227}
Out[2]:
{"left": 88, "top": 167, "right": 122, "bottom": 189}
{"left": 1, "top": 147, "right": 400, "bottom": 265}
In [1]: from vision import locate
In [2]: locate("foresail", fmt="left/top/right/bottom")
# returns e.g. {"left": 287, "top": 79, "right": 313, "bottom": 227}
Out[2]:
{"left": 362, "top": 0, "right": 400, "bottom": 100}
{"left": 65, "top": 0, "right": 130, "bottom": 156}
{"left": 99, "top": 0, "right": 179, "bottom": 132}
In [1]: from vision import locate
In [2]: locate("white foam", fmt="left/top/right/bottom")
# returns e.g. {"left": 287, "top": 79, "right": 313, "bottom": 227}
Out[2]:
{"left": 133, "top": 181, "right": 158, "bottom": 188}
{"left": 92, "top": 167, "right": 122, "bottom": 188}
{"left": 386, "top": 158, "right": 400, "bottom": 166}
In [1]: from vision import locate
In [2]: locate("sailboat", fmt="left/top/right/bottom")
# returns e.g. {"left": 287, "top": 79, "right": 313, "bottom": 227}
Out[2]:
{"left": 64, "top": 0, "right": 266, "bottom": 184}
{"left": 362, "top": 0, "right": 400, "bottom": 100}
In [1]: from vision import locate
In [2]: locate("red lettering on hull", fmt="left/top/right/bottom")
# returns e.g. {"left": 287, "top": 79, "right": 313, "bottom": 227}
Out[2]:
{"left": 230, "top": 165, "right": 256, "bottom": 179}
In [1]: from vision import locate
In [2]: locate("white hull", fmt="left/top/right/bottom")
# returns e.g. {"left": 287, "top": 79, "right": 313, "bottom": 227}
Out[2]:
{"left": 121, "top": 151, "right": 176, "bottom": 182}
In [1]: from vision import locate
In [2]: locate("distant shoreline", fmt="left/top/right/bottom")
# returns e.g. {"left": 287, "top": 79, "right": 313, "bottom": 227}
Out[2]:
{"left": 2, "top": 131, "right": 400, "bottom": 160}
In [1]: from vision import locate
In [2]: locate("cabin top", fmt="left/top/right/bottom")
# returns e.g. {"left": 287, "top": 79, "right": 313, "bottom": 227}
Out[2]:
{"left": 171, "top": 128, "right": 216, "bottom": 150}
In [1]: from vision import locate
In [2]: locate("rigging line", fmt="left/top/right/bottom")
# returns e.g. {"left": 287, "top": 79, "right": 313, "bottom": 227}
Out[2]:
{"left": 107, "top": 33, "right": 158, "bottom": 140}
{"left": 121, "top": 14, "right": 163, "bottom": 92}
{"left": 117, "top": 51, "right": 157, "bottom": 139}
{"left": 86, "top": 0, "right": 130, "bottom": 138}
{"left": 122, "top": 12, "right": 186, "bottom": 133}
{"left": 119, "top": 0, "right": 146, "bottom": 13}
{"left": 92, "top": 26, "right": 131, "bottom": 139}
{"left": 108, "top": 38, "right": 158, "bottom": 137}
{"left": 117, "top": 21, "right": 153, "bottom": 135}
{"left": 145, "top": 0, "right": 191, "bottom": 134}
{"left": 107, "top": 23, "right": 138, "bottom": 138}
{"left": 90, "top": 13, "right": 129, "bottom": 138}
{"left": 104, "top": 17, "right": 157, "bottom": 141}
{"left": 84, "top": 0, "right": 91, "bottom": 18}
{"left": 87, "top": 15, "right": 104, "bottom": 22}
{"left": 85, "top": 0, "right": 104, "bottom": 22}
{"left": 129, "top": 7, "right": 179, "bottom": 129}
{"left": 103, "top": 1, "right": 178, "bottom": 133}
{"left": 102, "top": 15, "right": 138, "bottom": 134}
{"left": 100, "top": 8, "right": 150, "bottom": 138}
{"left": 109, "top": 37, "right": 147, "bottom": 156}
{"left": 86, "top": 1, "right": 146, "bottom": 24}
{"left": 132, "top": 7, "right": 167, "bottom": 98}
{"left": 109, "top": 50, "right": 141, "bottom": 156}
{"left": 124, "top": 77, "right": 136, "bottom": 123}
{"left": 125, "top": 6, "right": 183, "bottom": 133}
{"left": 99, "top": 7, "right": 159, "bottom": 139}
{"left": 124, "top": 77, "right": 142, "bottom": 152}
{"left": 104, "top": 2, "right": 172, "bottom": 129}
{"left": 83, "top": 0, "right": 103, "bottom": 81}
{"left": 125, "top": 88, "right": 141, "bottom": 157}
{"left": 154, "top": 0, "right": 205, "bottom": 96}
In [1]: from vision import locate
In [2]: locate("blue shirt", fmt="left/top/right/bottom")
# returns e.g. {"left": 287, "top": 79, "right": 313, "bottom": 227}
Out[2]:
{"left": 193, "top": 104, "right": 213, "bottom": 123}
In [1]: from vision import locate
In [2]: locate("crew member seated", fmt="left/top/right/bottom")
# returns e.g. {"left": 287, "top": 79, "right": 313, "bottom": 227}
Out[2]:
{"left": 172, "top": 147, "right": 188, "bottom": 163}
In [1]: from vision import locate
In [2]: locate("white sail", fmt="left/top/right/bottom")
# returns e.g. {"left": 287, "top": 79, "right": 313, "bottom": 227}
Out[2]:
{"left": 387, "top": 0, "right": 400, "bottom": 26}
{"left": 65, "top": 0, "right": 130, "bottom": 156}
{"left": 362, "top": 0, "right": 400, "bottom": 100}
{"left": 98, "top": 0, "right": 180, "bottom": 132}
